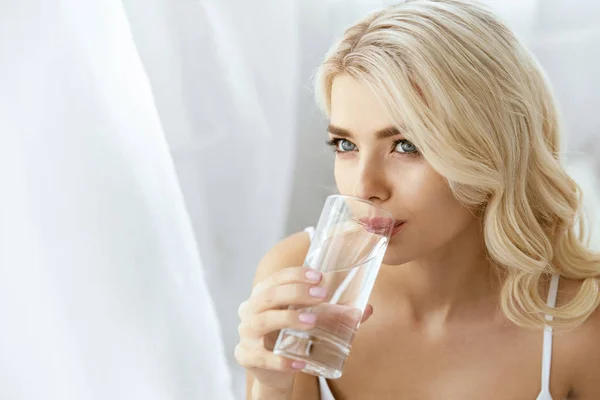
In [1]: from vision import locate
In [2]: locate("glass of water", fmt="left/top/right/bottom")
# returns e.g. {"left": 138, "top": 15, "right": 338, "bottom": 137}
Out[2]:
{"left": 273, "top": 195, "right": 395, "bottom": 379}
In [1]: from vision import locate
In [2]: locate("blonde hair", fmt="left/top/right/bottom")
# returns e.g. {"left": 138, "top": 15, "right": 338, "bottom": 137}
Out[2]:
{"left": 315, "top": 0, "right": 600, "bottom": 330}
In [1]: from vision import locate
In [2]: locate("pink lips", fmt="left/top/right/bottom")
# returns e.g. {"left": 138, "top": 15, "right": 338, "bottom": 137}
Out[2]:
{"left": 359, "top": 217, "right": 405, "bottom": 236}
{"left": 391, "top": 221, "right": 405, "bottom": 236}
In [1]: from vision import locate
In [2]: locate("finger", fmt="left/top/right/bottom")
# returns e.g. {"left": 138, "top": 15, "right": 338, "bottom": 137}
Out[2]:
{"left": 238, "top": 309, "right": 318, "bottom": 339}
{"left": 252, "top": 267, "right": 322, "bottom": 296}
{"left": 241, "top": 282, "right": 328, "bottom": 319}
{"left": 361, "top": 304, "right": 373, "bottom": 323}
{"left": 314, "top": 303, "right": 362, "bottom": 336}
{"left": 238, "top": 300, "right": 249, "bottom": 318}
{"left": 234, "top": 343, "right": 305, "bottom": 372}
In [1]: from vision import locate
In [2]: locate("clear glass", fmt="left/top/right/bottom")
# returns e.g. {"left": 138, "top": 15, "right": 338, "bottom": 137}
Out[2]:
{"left": 273, "top": 195, "right": 394, "bottom": 379}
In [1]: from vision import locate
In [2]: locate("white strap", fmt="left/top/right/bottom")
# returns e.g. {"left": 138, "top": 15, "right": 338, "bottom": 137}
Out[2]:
{"left": 539, "top": 274, "right": 560, "bottom": 397}
{"left": 546, "top": 274, "right": 560, "bottom": 309}
{"left": 319, "top": 376, "right": 335, "bottom": 400}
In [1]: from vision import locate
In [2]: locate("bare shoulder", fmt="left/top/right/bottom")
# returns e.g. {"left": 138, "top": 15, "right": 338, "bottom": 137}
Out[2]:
{"left": 252, "top": 230, "right": 311, "bottom": 286}
{"left": 555, "top": 277, "right": 600, "bottom": 398}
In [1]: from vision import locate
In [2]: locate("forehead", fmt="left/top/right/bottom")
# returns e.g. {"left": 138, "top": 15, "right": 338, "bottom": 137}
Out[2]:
{"left": 330, "top": 75, "right": 395, "bottom": 135}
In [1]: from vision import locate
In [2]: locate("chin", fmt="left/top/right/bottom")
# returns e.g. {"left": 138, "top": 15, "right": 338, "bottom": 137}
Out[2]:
{"left": 381, "top": 245, "right": 412, "bottom": 266}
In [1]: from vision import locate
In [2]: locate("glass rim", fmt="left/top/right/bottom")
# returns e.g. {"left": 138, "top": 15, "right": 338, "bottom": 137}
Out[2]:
{"left": 326, "top": 194, "right": 394, "bottom": 220}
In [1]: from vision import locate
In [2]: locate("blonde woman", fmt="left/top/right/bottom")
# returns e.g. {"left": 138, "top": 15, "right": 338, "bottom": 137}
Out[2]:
{"left": 235, "top": 1, "right": 600, "bottom": 399}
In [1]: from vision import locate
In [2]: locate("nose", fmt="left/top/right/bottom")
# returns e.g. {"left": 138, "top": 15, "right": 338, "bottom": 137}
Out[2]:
{"left": 352, "top": 159, "right": 390, "bottom": 204}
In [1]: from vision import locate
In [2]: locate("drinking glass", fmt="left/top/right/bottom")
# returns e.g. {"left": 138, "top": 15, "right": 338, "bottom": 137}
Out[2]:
{"left": 273, "top": 195, "right": 395, "bottom": 379}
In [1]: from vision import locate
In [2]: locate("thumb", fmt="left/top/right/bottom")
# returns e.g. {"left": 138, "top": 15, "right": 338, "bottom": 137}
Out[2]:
{"left": 360, "top": 304, "right": 374, "bottom": 323}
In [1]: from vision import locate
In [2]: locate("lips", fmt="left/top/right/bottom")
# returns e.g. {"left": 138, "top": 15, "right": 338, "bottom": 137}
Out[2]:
{"left": 359, "top": 217, "right": 404, "bottom": 236}
{"left": 391, "top": 221, "right": 405, "bottom": 236}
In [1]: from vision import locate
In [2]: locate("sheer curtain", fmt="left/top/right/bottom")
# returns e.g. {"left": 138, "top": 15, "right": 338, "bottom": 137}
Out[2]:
{"left": 123, "top": 1, "right": 301, "bottom": 396}
{"left": 0, "top": 1, "right": 233, "bottom": 399}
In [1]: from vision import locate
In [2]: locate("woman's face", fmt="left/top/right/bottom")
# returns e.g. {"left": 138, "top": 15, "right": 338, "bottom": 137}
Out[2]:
{"left": 328, "top": 75, "right": 479, "bottom": 265}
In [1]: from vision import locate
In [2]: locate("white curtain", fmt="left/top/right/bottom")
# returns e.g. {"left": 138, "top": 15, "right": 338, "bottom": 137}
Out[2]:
{"left": 122, "top": 1, "right": 302, "bottom": 396}
{"left": 0, "top": 1, "right": 233, "bottom": 399}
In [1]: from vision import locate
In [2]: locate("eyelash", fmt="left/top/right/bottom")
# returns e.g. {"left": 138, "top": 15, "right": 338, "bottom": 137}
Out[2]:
{"left": 325, "top": 138, "right": 419, "bottom": 156}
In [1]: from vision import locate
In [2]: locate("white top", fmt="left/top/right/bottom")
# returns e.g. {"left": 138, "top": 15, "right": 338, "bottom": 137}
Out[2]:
{"left": 303, "top": 227, "right": 560, "bottom": 400}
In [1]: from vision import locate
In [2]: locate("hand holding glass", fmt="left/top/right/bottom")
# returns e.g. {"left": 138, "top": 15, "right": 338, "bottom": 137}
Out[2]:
{"left": 273, "top": 195, "right": 395, "bottom": 379}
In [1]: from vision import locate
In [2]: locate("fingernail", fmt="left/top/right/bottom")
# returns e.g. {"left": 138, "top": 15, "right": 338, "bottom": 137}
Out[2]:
{"left": 309, "top": 286, "right": 327, "bottom": 298}
{"left": 291, "top": 361, "right": 306, "bottom": 370}
{"left": 305, "top": 270, "right": 322, "bottom": 282}
{"left": 298, "top": 313, "right": 317, "bottom": 324}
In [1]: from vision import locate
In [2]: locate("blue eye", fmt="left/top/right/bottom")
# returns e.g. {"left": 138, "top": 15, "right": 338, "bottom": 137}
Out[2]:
{"left": 327, "top": 138, "right": 357, "bottom": 153}
{"left": 339, "top": 140, "right": 356, "bottom": 152}
{"left": 394, "top": 140, "right": 418, "bottom": 154}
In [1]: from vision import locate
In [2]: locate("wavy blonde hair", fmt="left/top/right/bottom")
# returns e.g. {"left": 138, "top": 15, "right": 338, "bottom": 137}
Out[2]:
{"left": 315, "top": 0, "right": 600, "bottom": 330}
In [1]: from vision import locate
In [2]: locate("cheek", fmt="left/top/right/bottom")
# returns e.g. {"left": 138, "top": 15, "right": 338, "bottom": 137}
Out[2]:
{"left": 334, "top": 159, "right": 352, "bottom": 193}
{"left": 400, "top": 167, "right": 456, "bottom": 213}
{"left": 397, "top": 166, "right": 475, "bottom": 240}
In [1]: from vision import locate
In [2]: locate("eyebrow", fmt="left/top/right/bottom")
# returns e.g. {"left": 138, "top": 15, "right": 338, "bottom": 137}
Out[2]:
{"left": 327, "top": 124, "right": 404, "bottom": 139}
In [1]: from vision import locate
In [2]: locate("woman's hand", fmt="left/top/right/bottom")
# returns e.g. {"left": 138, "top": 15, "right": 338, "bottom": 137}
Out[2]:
{"left": 235, "top": 266, "right": 373, "bottom": 395}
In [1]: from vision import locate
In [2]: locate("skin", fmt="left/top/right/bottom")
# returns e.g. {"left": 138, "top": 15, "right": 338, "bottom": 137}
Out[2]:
{"left": 238, "top": 75, "right": 600, "bottom": 399}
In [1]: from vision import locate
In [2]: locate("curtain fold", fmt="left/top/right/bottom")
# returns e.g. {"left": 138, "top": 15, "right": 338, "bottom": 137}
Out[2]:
{"left": 0, "top": 1, "right": 233, "bottom": 399}
{"left": 123, "top": 2, "right": 301, "bottom": 396}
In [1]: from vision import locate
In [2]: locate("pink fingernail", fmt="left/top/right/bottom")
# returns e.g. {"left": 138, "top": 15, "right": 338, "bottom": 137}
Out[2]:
{"left": 305, "top": 270, "right": 322, "bottom": 282}
{"left": 291, "top": 361, "right": 306, "bottom": 370}
{"left": 299, "top": 313, "right": 317, "bottom": 324}
{"left": 309, "top": 286, "right": 327, "bottom": 298}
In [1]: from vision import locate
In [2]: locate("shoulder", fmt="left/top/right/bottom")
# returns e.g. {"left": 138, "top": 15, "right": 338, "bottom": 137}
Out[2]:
{"left": 252, "top": 230, "right": 312, "bottom": 285}
{"left": 567, "top": 303, "right": 600, "bottom": 398}
{"left": 555, "top": 277, "right": 600, "bottom": 398}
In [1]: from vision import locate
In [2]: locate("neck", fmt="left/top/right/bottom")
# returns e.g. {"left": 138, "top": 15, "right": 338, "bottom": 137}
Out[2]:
{"left": 378, "top": 221, "right": 501, "bottom": 329}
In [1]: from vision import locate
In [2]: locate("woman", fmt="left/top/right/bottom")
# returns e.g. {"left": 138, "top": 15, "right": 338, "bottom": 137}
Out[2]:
{"left": 235, "top": 1, "right": 600, "bottom": 398}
